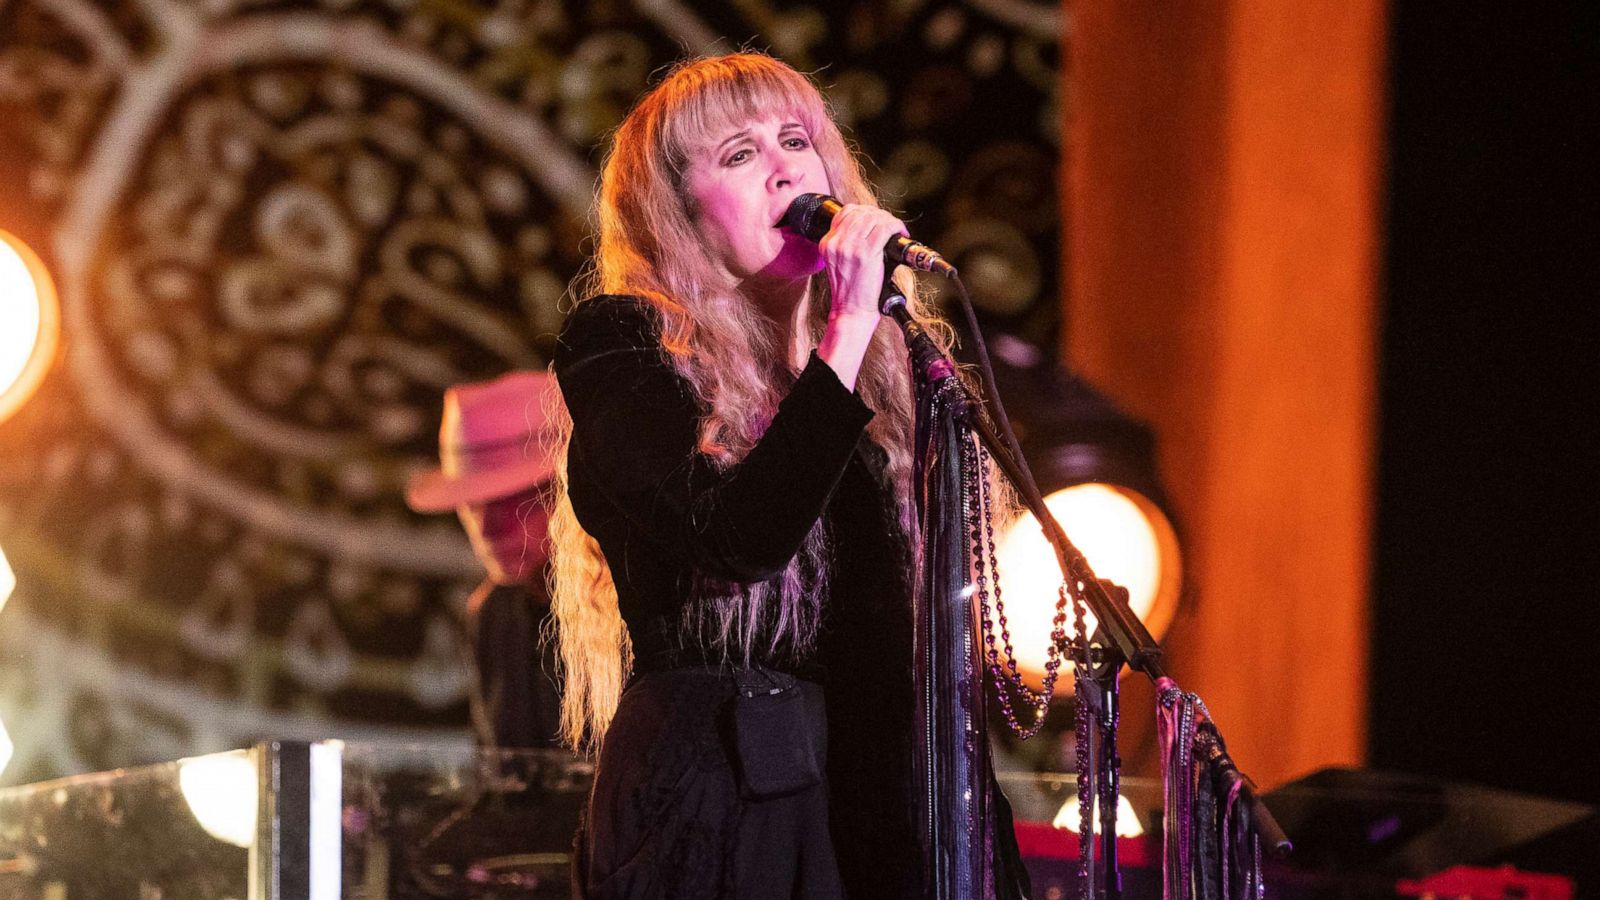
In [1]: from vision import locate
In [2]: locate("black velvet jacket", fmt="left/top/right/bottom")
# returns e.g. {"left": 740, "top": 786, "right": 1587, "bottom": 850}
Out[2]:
{"left": 554, "top": 294, "right": 922, "bottom": 897}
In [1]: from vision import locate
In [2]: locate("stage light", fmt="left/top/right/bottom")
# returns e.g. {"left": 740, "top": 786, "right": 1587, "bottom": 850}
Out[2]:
{"left": 984, "top": 344, "right": 1183, "bottom": 692}
{"left": 0, "top": 543, "right": 13, "bottom": 615}
{"left": 0, "top": 229, "right": 61, "bottom": 426}
{"left": 179, "top": 751, "right": 258, "bottom": 848}
{"left": 0, "top": 715, "right": 11, "bottom": 777}
{"left": 994, "top": 484, "right": 1180, "bottom": 688}
{"left": 1052, "top": 791, "right": 1145, "bottom": 838}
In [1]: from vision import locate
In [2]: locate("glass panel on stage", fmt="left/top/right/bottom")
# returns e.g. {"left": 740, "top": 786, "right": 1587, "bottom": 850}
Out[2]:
{"left": 338, "top": 741, "right": 592, "bottom": 899}
{"left": 0, "top": 741, "right": 593, "bottom": 899}
{"left": 0, "top": 748, "right": 256, "bottom": 899}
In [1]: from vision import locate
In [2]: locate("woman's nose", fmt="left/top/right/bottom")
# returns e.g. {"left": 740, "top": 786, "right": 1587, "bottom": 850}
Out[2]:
{"left": 768, "top": 158, "right": 804, "bottom": 192}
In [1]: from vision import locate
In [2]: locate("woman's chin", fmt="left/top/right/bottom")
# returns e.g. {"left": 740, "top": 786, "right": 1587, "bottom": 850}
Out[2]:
{"left": 754, "top": 249, "right": 825, "bottom": 283}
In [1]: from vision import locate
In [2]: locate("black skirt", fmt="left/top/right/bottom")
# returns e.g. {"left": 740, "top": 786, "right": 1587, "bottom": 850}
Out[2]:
{"left": 577, "top": 667, "right": 846, "bottom": 900}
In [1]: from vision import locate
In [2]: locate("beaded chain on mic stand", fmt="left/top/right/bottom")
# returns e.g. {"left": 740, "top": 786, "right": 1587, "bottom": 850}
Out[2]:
{"left": 960, "top": 434, "right": 1094, "bottom": 898}
{"left": 1071, "top": 574, "right": 1093, "bottom": 900}
{"left": 962, "top": 438, "right": 1072, "bottom": 740}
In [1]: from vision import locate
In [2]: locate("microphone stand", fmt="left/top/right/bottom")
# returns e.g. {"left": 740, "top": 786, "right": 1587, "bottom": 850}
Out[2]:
{"left": 1078, "top": 618, "right": 1128, "bottom": 900}
{"left": 881, "top": 278, "right": 1290, "bottom": 900}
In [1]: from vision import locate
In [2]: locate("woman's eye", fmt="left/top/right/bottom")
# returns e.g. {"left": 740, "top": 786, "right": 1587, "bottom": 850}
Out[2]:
{"left": 784, "top": 137, "right": 809, "bottom": 149}
{"left": 725, "top": 149, "right": 751, "bottom": 165}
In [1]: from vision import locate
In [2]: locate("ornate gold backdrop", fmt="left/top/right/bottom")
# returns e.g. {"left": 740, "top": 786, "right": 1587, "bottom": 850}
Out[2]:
{"left": 0, "top": 0, "right": 1062, "bottom": 781}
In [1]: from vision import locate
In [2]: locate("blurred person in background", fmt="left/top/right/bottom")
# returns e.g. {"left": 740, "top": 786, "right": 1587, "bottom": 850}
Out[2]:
{"left": 407, "top": 370, "right": 563, "bottom": 752}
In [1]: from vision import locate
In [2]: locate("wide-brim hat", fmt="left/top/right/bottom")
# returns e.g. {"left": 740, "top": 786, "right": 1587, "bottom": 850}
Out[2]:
{"left": 406, "top": 370, "right": 558, "bottom": 513}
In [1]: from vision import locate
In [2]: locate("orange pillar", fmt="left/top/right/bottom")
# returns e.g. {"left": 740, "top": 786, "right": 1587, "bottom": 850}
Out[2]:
{"left": 1064, "top": 0, "right": 1384, "bottom": 789}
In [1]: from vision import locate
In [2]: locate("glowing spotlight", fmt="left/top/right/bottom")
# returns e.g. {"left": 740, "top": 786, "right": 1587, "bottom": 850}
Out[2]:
{"left": 0, "top": 230, "right": 61, "bottom": 425}
{"left": 978, "top": 357, "right": 1183, "bottom": 694}
{"left": 1052, "top": 791, "right": 1145, "bottom": 838}
{"left": 179, "top": 751, "right": 258, "bottom": 848}
{"left": 0, "top": 715, "right": 12, "bottom": 777}
{"left": 0, "top": 543, "right": 13, "bottom": 615}
{"left": 992, "top": 484, "right": 1182, "bottom": 691}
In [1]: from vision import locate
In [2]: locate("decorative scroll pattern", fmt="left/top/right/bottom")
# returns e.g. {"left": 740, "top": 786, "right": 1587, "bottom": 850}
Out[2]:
{"left": 0, "top": 0, "right": 1059, "bottom": 783}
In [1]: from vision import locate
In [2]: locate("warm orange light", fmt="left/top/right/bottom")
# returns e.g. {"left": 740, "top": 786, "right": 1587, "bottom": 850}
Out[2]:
{"left": 0, "top": 230, "right": 61, "bottom": 425}
{"left": 990, "top": 483, "right": 1182, "bottom": 692}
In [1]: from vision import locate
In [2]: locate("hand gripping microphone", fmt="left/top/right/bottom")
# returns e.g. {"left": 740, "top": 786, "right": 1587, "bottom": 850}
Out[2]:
{"left": 780, "top": 193, "right": 957, "bottom": 277}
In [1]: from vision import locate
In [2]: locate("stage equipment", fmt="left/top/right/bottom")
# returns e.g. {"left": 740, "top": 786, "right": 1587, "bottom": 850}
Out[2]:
{"left": 1262, "top": 768, "right": 1597, "bottom": 880}
{"left": 986, "top": 351, "right": 1183, "bottom": 691}
{"left": 783, "top": 192, "right": 957, "bottom": 275}
{"left": 0, "top": 230, "right": 60, "bottom": 426}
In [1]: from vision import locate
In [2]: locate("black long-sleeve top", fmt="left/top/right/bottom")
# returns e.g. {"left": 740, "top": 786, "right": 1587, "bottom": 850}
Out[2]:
{"left": 556, "top": 294, "right": 884, "bottom": 657}
{"left": 554, "top": 294, "right": 922, "bottom": 898}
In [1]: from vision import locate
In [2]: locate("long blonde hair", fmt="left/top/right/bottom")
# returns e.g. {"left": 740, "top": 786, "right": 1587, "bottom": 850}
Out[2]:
{"left": 548, "top": 53, "right": 952, "bottom": 752}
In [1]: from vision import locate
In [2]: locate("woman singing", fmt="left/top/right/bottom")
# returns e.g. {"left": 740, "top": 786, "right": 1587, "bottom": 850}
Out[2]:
{"left": 549, "top": 53, "right": 1021, "bottom": 899}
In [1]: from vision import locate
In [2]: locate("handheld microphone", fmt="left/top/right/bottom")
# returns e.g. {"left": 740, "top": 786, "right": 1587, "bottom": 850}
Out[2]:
{"left": 780, "top": 193, "right": 957, "bottom": 277}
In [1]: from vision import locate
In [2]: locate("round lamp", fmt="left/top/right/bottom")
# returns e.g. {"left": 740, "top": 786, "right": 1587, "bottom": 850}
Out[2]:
{"left": 0, "top": 229, "right": 61, "bottom": 425}
{"left": 984, "top": 352, "right": 1183, "bottom": 693}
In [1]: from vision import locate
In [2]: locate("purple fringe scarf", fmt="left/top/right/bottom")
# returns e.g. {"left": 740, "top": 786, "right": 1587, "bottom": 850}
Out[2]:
{"left": 1156, "top": 677, "right": 1264, "bottom": 900}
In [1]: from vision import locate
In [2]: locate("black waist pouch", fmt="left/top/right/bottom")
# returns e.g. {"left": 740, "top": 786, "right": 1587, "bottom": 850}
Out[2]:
{"left": 731, "top": 666, "right": 826, "bottom": 801}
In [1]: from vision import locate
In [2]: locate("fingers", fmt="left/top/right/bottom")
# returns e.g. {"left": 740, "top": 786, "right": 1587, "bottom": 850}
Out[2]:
{"left": 816, "top": 204, "right": 907, "bottom": 318}
{"left": 816, "top": 204, "right": 907, "bottom": 267}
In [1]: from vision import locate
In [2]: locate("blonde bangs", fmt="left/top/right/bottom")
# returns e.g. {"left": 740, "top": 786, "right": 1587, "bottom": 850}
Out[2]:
{"left": 653, "top": 59, "right": 831, "bottom": 178}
